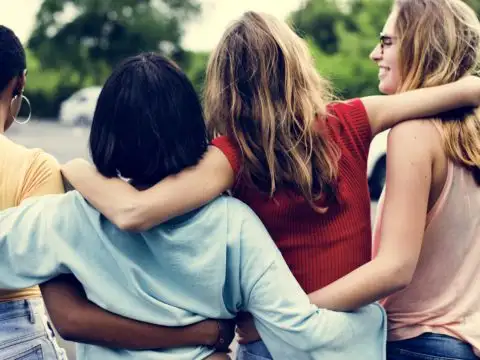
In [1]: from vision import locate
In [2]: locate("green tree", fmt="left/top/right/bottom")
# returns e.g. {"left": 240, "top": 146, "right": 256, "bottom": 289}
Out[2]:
{"left": 292, "top": 0, "right": 480, "bottom": 99}
{"left": 183, "top": 50, "right": 209, "bottom": 94}
{"left": 291, "top": 0, "right": 390, "bottom": 98}
{"left": 28, "top": 0, "right": 201, "bottom": 85}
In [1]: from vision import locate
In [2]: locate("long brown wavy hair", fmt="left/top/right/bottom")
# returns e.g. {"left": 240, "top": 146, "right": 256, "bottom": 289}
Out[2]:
{"left": 204, "top": 11, "right": 340, "bottom": 210}
{"left": 395, "top": 0, "right": 480, "bottom": 184}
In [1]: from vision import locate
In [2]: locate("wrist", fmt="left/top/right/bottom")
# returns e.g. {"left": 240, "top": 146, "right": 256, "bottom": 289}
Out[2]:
{"left": 189, "top": 319, "right": 218, "bottom": 346}
{"left": 205, "top": 320, "right": 221, "bottom": 346}
{"left": 213, "top": 319, "right": 235, "bottom": 352}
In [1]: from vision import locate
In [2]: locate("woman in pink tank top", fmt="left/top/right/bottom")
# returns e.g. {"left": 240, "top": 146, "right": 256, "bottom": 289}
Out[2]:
{"left": 369, "top": 1, "right": 480, "bottom": 358}
{"left": 307, "top": 0, "right": 480, "bottom": 359}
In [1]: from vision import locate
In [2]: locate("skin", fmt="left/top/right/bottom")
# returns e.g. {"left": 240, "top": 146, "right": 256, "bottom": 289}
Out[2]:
{"left": 370, "top": 11, "right": 402, "bottom": 95}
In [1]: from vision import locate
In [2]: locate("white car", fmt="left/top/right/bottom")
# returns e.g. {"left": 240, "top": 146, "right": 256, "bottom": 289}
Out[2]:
{"left": 367, "top": 130, "right": 389, "bottom": 200}
{"left": 59, "top": 86, "right": 102, "bottom": 126}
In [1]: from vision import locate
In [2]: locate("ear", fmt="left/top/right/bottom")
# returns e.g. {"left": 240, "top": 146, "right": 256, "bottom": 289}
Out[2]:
{"left": 13, "top": 70, "right": 27, "bottom": 97}
{"left": 18, "top": 70, "right": 27, "bottom": 93}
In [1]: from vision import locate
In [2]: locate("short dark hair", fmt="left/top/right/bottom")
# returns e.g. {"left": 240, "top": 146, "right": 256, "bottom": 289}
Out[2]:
{"left": 0, "top": 26, "right": 26, "bottom": 93}
{"left": 89, "top": 53, "right": 208, "bottom": 186}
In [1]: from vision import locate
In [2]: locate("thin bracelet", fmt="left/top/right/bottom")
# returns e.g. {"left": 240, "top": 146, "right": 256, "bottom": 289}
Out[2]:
{"left": 213, "top": 319, "right": 235, "bottom": 351}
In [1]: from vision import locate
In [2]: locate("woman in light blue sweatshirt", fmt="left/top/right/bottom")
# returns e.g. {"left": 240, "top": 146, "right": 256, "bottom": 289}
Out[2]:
{"left": 0, "top": 52, "right": 386, "bottom": 360}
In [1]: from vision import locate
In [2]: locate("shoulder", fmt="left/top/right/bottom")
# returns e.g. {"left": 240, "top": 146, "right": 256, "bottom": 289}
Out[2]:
{"left": 324, "top": 99, "right": 372, "bottom": 159}
{"left": 28, "top": 151, "right": 61, "bottom": 173}
{"left": 326, "top": 98, "right": 369, "bottom": 129}
{"left": 211, "top": 135, "right": 238, "bottom": 157}
{"left": 388, "top": 120, "right": 439, "bottom": 148}
{"left": 327, "top": 98, "right": 367, "bottom": 118}
{"left": 20, "top": 191, "right": 81, "bottom": 210}
{"left": 208, "top": 196, "right": 268, "bottom": 233}
{"left": 0, "top": 136, "right": 51, "bottom": 168}
{"left": 387, "top": 120, "right": 441, "bottom": 168}
{"left": 206, "top": 195, "right": 255, "bottom": 220}
{"left": 210, "top": 135, "right": 242, "bottom": 175}
{"left": 20, "top": 151, "right": 64, "bottom": 198}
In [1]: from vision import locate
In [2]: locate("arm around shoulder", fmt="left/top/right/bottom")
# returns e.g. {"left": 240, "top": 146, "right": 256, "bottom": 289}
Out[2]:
{"left": 309, "top": 120, "right": 435, "bottom": 311}
{"left": 62, "top": 146, "right": 234, "bottom": 231}
{"left": 362, "top": 76, "right": 480, "bottom": 137}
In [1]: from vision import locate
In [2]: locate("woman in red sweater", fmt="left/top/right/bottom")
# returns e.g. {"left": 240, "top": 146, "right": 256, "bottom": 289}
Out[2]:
{"left": 62, "top": 11, "right": 480, "bottom": 359}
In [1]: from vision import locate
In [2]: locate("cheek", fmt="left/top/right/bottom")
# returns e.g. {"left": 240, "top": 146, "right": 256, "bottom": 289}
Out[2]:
{"left": 385, "top": 51, "right": 402, "bottom": 90}
{"left": 389, "top": 64, "right": 401, "bottom": 85}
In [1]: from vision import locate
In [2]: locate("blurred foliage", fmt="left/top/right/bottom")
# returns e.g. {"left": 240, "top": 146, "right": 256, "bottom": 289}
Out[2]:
{"left": 292, "top": 0, "right": 480, "bottom": 99}
{"left": 29, "top": 0, "right": 200, "bottom": 77}
{"left": 291, "top": 0, "right": 392, "bottom": 99}
{"left": 26, "top": 0, "right": 201, "bottom": 117}
{"left": 25, "top": 0, "right": 480, "bottom": 117}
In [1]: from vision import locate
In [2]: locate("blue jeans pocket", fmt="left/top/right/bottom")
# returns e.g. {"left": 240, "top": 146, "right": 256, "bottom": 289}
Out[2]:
{"left": 236, "top": 341, "right": 272, "bottom": 360}
{"left": 0, "top": 300, "right": 67, "bottom": 360}
{"left": 2, "top": 344, "right": 43, "bottom": 360}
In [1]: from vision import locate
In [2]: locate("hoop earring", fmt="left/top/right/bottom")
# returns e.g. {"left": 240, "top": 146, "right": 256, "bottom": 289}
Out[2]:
{"left": 11, "top": 95, "right": 32, "bottom": 125}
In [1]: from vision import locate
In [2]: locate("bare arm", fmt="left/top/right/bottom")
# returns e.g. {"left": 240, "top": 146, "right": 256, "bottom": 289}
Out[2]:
{"left": 308, "top": 121, "right": 434, "bottom": 311}
{"left": 362, "top": 75, "right": 480, "bottom": 137}
{"left": 61, "top": 146, "right": 234, "bottom": 231}
{"left": 41, "top": 275, "right": 233, "bottom": 351}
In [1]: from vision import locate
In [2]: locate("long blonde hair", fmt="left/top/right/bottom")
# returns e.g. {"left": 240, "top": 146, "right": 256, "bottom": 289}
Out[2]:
{"left": 204, "top": 11, "right": 340, "bottom": 209}
{"left": 395, "top": 0, "right": 480, "bottom": 184}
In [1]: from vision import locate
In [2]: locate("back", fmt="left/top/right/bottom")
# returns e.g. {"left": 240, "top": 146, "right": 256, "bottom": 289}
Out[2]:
{"left": 0, "top": 191, "right": 388, "bottom": 360}
{"left": 0, "top": 134, "right": 63, "bottom": 301}
{"left": 5, "top": 192, "right": 274, "bottom": 359}
{"left": 374, "top": 136, "right": 480, "bottom": 354}
{"left": 212, "top": 99, "right": 373, "bottom": 293}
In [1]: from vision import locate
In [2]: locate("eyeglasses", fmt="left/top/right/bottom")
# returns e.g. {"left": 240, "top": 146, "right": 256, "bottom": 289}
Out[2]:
{"left": 379, "top": 33, "right": 397, "bottom": 51}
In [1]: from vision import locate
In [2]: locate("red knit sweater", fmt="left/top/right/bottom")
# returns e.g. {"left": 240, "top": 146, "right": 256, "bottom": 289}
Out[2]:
{"left": 211, "top": 99, "right": 372, "bottom": 294}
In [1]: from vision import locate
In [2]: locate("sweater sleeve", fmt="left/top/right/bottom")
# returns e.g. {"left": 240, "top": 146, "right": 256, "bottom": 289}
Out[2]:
{"left": 327, "top": 99, "right": 372, "bottom": 162}
{"left": 211, "top": 135, "right": 242, "bottom": 179}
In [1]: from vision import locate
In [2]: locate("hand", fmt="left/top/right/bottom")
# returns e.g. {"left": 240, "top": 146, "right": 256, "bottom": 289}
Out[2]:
{"left": 236, "top": 313, "right": 260, "bottom": 344}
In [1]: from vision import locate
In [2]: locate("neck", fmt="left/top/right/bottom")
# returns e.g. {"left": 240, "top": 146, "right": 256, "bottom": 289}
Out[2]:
{"left": 0, "top": 102, "right": 9, "bottom": 134}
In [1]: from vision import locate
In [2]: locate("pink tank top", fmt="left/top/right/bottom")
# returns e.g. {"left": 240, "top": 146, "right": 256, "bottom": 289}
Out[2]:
{"left": 373, "top": 160, "right": 480, "bottom": 354}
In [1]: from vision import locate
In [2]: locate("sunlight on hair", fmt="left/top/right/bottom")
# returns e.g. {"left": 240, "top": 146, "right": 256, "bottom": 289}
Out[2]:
{"left": 395, "top": 0, "right": 480, "bottom": 184}
{"left": 204, "top": 11, "right": 340, "bottom": 211}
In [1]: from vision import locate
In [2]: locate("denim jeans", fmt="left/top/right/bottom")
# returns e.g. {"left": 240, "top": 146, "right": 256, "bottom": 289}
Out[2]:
{"left": 0, "top": 298, "right": 68, "bottom": 360}
{"left": 236, "top": 341, "right": 273, "bottom": 360}
{"left": 387, "top": 333, "right": 479, "bottom": 360}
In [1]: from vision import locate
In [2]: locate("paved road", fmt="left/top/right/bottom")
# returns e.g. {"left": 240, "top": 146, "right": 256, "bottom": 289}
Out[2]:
{"left": 8, "top": 120, "right": 91, "bottom": 163}
{"left": 7, "top": 120, "right": 379, "bottom": 360}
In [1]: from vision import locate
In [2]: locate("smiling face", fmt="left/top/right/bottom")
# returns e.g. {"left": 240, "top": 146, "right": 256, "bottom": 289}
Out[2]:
{"left": 370, "top": 10, "right": 402, "bottom": 95}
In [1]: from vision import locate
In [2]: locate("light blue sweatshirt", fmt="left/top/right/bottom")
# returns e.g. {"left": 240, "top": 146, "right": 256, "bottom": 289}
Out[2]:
{"left": 0, "top": 191, "right": 386, "bottom": 359}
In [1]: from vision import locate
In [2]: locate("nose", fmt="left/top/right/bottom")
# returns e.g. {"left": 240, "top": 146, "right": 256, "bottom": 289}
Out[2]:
{"left": 370, "top": 43, "right": 382, "bottom": 63}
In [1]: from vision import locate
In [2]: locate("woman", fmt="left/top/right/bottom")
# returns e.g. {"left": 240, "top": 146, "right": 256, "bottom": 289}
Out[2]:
{"left": 284, "top": 0, "right": 480, "bottom": 358}
{"left": 370, "top": 1, "right": 480, "bottom": 359}
{"left": 61, "top": 12, "right": 480, "bottom": 359}
{"left": 0, "top": 25, "right": 233, "bottom": 360}
{"left": 0, "top": 52, "right": 389, "bottom": 360}
{"left": 0, "top": 24, "right": 68, "bottom": 360}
